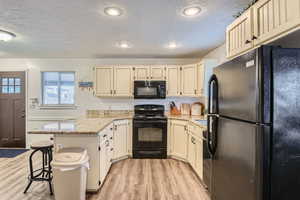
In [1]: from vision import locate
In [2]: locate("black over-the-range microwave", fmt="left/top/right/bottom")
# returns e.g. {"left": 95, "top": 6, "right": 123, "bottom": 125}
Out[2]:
{"left": 134, "top": 81, "right": 166, "bottom": 99}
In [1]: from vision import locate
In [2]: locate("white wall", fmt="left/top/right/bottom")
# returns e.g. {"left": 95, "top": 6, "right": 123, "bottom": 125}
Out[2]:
{"left": 201, "top": 43, "right": 228, "bottom": 65}
{"left": 0, "top": 58, "right": 202, "bottom": 120}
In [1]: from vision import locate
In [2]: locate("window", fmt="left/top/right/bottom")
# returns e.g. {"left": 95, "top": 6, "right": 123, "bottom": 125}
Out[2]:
{"left": 0, "top": 77, "right": 21, "bottom": 94}
{"left": 42, "top": 72, "right": 75, "bottom": 105}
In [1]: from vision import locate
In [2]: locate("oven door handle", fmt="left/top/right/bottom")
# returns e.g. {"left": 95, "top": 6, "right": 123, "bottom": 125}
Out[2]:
{"left": 133, "top": 120, "right": 167, "bottom": 124}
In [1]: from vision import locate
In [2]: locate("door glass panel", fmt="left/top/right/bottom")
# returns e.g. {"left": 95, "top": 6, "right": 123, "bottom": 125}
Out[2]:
{"left": 15, "top": 86, "right": 21, "bottom": 93}
{"left": 8, "top": 78, "right": 14, "bottom": 85}
{"left": 138, "top": 127, "right": 162, "bottom": 142}
{"left": 15, "top": 78, "right": 20, "bottom": 85}
{"left": 2, "top": 78, "right": 8, "bottom": 85}
{"left": 8, "top": 86, "right": 14, "bottom": 93}
{"left": 2, "top": 86, "right": 8, "bottom": 93}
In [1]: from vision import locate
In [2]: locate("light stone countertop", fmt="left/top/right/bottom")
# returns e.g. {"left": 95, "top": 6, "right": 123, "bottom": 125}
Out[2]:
{"left": 28, "top": 114, "right": 207, "bottom": 135}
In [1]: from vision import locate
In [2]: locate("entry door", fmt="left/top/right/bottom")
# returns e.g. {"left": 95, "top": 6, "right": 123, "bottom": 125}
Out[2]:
{"left": 0, "top": 72, "right": 26, "bottom": 147}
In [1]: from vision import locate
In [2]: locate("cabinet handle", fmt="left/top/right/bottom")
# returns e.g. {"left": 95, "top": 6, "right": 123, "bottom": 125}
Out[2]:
{"left": 114, "top": 90, "right": 116, "bottom": 94}
{"left": 245, "top": 40, "right": 251, "bottom": 44}
{"left": 194, "top": 89, "right": 197, "bottom": 94}
{"left": 252, "top": 36, "right": 257, "bottom": 40}
{"left": 114, "top": 125, "right": 117, "bottom": 130}
{"left": 110, "top": 90, "right": 113, "bottom": 94}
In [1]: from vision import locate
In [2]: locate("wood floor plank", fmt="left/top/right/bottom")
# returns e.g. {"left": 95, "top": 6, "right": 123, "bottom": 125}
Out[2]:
{"left": 0, "top": 152, "right": 210, "bottom": 200}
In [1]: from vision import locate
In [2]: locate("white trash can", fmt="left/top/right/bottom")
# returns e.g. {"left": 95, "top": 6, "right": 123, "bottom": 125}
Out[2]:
{"left": 51, "top": 147, "right": 89, "bottom": 200}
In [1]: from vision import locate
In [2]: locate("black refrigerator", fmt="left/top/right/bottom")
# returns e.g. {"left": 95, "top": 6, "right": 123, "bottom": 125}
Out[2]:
{"left": 207, "top": 46, "right": 300, "bottom": 200}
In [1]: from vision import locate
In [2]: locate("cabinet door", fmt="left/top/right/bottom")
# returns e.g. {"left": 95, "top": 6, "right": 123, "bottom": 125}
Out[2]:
{"left": 181, "top": 64, "right": 197, "bottom": 96}
{"left": 94, "top": 67, "right": 114, "bottom": 96}
{"left": 166, "top": 66, "right": 180, "bottom": 96}
{"left": 187, "top": 134, "right": 196, "bottom": 169}
{"left": 113, "top": 120, "right": 128, "bottom": 159}
{"left": 195, "top": 137, "right": 203, "bottom": 180}
{"left": 170, "top": 120, "right": 188, "bottom": 159}
{"left": 114, "top": 66, "right": 133, "bottom": 97}
{"left": 133, "top": 66, "right": 150, "bottom": 80}
{"left": 150, "top": 65, "right": 166, "bottom": 80}
{"left": 196, "top": 63, "right": 205, "bottom": 96}
{"left": 226, "top": 9, "right": 253, "bottom": 58}
{"left": 99, "top": 141, "right": 107, "bottom": 184}
{"left": 253, "top": 0, "right": 300, "bottom": 46}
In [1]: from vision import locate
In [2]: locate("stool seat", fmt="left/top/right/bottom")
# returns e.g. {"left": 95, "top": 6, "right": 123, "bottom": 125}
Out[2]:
{"left": 30, "top": 140, "right": 53, "bottom": 149}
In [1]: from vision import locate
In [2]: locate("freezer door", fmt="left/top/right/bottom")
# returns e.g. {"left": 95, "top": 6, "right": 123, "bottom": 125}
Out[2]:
{"left": 211, "top": 117, "right": 264, "bottom": 200}
{"left": 271, "top": 48, "right": 300, "bottom": 200}
{"left": 214, "top": 48, "right": 264, "bottom": 123}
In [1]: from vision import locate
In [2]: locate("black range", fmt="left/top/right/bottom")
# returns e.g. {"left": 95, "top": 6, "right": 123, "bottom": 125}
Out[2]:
{"left": 132, "top": 104, "right": 167, "bottom": 159}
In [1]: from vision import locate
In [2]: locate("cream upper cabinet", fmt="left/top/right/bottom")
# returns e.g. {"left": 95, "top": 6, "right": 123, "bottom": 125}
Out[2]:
{"left": 133, "top": 66, "right": 150, "bottom": 80}
{"left": 226, "top": 9, "right": 253, "bottom": 58}
{"left": 170, "top": 120, "right": 188, "bottom": 160}
{"left": 181, "top": 64, "right": 197, "bottom": 96}
{"left": 94, "top": 66, "right": 114, "bottom": 96}
{"left": 113, "top": 120, "right": 129, "bottom": 160}
{"left": 114, "top": 66, "right": 133, "bottom": 97}
{"left": 166, "top": 65, "right": 181, "bottom": 96}
{"left": 253, "top": 0, "right": 300, "bottom": 46}
{"left": 150, "top": 65, "right": 166, "bottom": 80}
{"left": 196, "top": 63, "right": 205, "bottom": 96}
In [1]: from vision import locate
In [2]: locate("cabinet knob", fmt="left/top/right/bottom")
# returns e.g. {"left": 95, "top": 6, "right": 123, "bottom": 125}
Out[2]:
{"left": 245, "top": 40, "right": 251, "bottom": 44}
{"left": 252, "top": 36, "right": 257, "bottom": 40}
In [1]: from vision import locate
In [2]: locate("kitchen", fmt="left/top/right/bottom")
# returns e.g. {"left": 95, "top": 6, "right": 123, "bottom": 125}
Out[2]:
{"left": 0, "top": 0, "right": 300, "bottom": 200}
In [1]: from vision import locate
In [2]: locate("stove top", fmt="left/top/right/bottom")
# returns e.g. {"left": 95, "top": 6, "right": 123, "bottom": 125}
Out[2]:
{"left": 134, "top": 104, "right": 166, "bottom": 120}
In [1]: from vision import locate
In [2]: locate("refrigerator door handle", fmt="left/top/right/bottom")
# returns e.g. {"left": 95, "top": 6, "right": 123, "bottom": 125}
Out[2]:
{"left": 207, "top": 74, "right": 219, "bottom": 156}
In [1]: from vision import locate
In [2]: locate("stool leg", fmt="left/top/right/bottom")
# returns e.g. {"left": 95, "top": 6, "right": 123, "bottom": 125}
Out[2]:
{"left": 48, "top": 181, "right": 53, "bottom": 195}
{"left": 23, "top": 180, "right": 33, "bottom": 194}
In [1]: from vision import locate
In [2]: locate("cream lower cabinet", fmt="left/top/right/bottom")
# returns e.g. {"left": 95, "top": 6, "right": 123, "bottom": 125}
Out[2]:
{"left": 113, "top": 120, "right": 130, "bottom": 160}
{"left": 253, "top": 0, "right": 300, "bottom": 46}
{"left": 54, "top": 120, "right": 131, "bottom": 191}
{"left": 94, "top": 66, "right": 133, "bottom": 97}
{"left": 187, "top": 134, "right": 203, "bottom": 179}
{"left": 169, "top": 120, "right": 188, "bottom": 160}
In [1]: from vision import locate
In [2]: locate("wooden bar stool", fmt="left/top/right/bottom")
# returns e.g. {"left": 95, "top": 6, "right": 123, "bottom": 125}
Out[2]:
{"left": 24, "top": 141, "right": 54, "bottom": 195}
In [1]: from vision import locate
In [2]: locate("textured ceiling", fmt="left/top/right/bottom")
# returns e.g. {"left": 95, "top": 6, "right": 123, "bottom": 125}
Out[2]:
{"left": 0, "top": 0, "right": 252, "bottom": 58}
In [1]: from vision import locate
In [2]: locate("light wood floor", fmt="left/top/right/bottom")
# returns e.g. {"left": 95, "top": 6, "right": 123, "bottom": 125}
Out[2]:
{"left": 0, "top": 151, "right": 210, "bottom": 200}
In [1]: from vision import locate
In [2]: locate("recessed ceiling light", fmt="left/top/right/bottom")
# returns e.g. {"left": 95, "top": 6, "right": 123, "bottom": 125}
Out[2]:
{"left": 104, "top": 7, "right": 123, "bottom": 16}
{"left": 167, "top": 42, "right": 178, "bottom": 49}
{"left": 0, "top": 30, "right": 16, "bottom": 42}
{"left": 116, "top": 41, "right": 131, "bottom": 49}
{"left": 182, "top": 6, "right": 202, "bottom": 17}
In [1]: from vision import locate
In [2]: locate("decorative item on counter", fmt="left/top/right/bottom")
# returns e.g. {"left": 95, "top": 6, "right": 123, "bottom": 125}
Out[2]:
{"left": 78, "top": 82, "right": 93, "bottom": 91}
{"left": 170, "top": 101, "right": 181, "bottom": 115}
{"left": 180, "top": 103, "right": 191, "bottom": 115}
{"left": 191, "top": 102, "right": 205, "bottom": 116}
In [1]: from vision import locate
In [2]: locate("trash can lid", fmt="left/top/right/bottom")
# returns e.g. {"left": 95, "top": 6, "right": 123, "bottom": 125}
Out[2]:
{"left": 52, "top": 147, "right": 89, "bottom": 168}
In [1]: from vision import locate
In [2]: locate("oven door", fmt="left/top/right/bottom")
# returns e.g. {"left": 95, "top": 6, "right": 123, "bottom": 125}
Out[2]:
{"left": 133, "top": 119, "right": 167, "bottom": 148}
{"left": 134, "top": 81, "right": 166, "bottom": 99}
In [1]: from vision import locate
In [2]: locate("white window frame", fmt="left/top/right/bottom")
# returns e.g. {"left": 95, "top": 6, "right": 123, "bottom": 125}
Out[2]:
{"left": 41, "top": 71, "right": 76, "bottom": 109}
